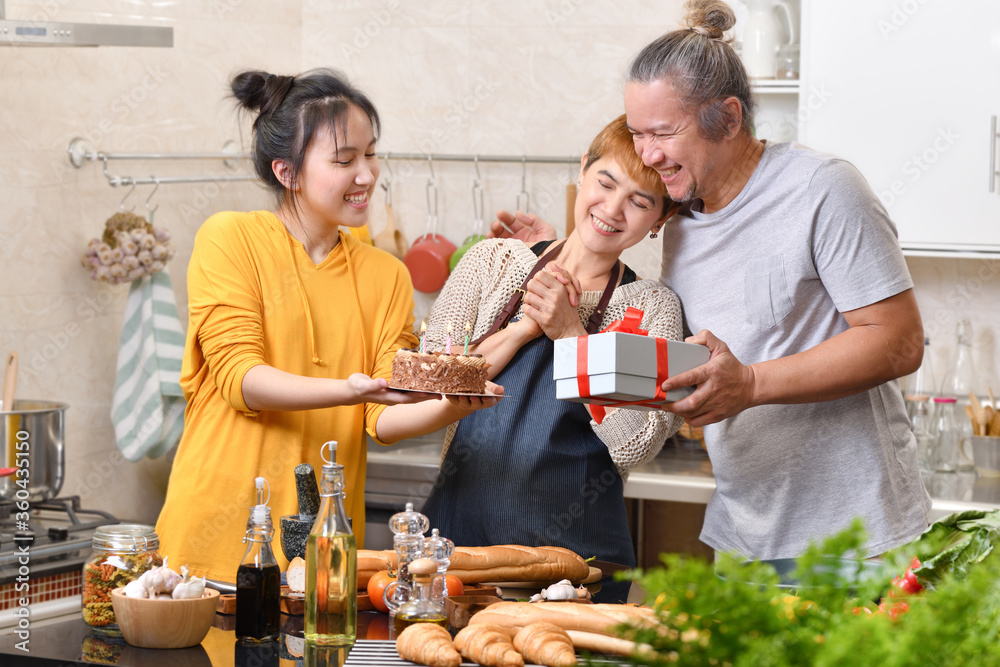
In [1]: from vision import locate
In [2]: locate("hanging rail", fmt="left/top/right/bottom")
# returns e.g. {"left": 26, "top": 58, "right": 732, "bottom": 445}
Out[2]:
{"left": 379, "top": 151, "right": 578, "bottom": 165}
{"left": 67, "top": 137, "right": 580, "bottom": 188}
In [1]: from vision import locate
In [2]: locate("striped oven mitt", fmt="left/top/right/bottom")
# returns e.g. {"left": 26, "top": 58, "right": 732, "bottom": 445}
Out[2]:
{"left": 112, "top": 271, "right": 186, "bottom": 461}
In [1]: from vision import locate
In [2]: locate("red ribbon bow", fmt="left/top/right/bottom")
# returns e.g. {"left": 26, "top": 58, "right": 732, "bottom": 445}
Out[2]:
{"left": 576, "top": 307, "right": 669, "bottom": 425}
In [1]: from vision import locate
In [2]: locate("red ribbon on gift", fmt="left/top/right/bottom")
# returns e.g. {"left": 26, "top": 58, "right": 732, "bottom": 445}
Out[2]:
{"left": 576, "top": 307, "right": 669, "bottom": 425}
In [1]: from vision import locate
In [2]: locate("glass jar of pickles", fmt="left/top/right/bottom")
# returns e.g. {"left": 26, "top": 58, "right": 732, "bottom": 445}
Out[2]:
{"left": 82, "top": 524, "right": 162, "bottom": 632}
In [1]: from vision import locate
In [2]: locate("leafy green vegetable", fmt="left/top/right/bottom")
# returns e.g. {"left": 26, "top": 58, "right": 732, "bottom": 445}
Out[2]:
{"left": 897, "top": 510, "right": 1000, "bottom": 587}
{"left": 611, "top": 515, "right": 1000, "bottom": 666}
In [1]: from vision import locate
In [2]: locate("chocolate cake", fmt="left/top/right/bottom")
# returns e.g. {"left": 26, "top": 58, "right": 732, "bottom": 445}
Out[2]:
{"left": 390, "top": 348, "right": 491, "bottom": 394}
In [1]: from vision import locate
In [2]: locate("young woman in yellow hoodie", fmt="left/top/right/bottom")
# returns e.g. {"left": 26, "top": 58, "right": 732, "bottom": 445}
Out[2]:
{"left": 155, "top": 69, "right": 498, "bottom": 583}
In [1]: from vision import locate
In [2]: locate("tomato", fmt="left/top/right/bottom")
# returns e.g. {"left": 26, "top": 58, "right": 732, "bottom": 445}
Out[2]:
{"left": 851, "top": 606, "right": 874, "bottom": 616}
{"left": 877, "top": 599, "right": 910, "bottom": 621}
{"left": 366, "top": 570, "right": 394, "bottom": 614}
{"left": 889, "top": 561, "right": 925, "bottom": 597}
{"left": 443, "top": 574, "right": 464, "bottom": 597}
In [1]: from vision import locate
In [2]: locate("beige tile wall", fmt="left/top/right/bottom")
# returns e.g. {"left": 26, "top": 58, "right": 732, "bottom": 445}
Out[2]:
{"left": 0, "top": 0, "right": 995, "bottom": 524}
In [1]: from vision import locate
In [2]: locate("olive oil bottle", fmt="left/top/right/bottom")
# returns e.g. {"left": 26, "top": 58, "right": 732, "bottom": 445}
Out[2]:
{"left": 391, "top": 557, "right": 447, "bottom": 636}
{"left": 305, "top": 441, "right": 358, "bottom": 646}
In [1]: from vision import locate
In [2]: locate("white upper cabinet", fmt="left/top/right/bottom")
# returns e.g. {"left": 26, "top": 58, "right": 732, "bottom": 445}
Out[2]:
{"left": 802, "top": 2, "right": 1000, "bottom": 253}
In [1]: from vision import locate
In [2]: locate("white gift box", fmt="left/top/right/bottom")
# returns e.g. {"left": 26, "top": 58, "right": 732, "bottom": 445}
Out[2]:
{"left": 553, "top": 331, "right": 710, "bottom": 409}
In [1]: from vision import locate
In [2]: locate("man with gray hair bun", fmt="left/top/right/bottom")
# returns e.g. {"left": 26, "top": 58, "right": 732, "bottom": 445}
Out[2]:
{"left": 489, "top": 0, "right": 931, "bottom": 560}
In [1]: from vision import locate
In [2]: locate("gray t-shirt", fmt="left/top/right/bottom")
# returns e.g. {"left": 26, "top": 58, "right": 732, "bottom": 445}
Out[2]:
{"left": 661, "top": 142, "right": 931, "bottom": 559}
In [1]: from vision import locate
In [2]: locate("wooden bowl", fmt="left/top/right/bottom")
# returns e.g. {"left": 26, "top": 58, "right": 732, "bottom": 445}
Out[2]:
{"left": 111, "top": 587, "right": 220, "bottom": 649}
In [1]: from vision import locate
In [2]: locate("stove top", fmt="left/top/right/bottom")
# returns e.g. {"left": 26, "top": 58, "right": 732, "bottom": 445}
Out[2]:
{"left": 0, "top": 496, "right": 118, "bottom": 581}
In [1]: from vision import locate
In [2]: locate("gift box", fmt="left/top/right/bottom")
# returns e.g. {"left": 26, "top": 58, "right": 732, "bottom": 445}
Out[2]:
{"left": 552, "top": 307, "right": 709, "bottom": 416}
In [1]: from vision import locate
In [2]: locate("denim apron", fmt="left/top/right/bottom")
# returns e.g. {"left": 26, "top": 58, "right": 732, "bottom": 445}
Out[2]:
{"left": 421, "top": 245, "right": 636, "bottom": 567}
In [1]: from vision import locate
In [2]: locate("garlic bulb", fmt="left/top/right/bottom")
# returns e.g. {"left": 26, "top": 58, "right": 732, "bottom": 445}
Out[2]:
{"left": 171, "top": 565, "right": 207, "bottom": 600}
{"left": 122, "top": 579, "right": 149, "bottom": 598}
{"left": 541, "top": 579, "right": 578, "bottom": 601}
{"left": 139, "top": 556, "right": 183, "bottom": 595}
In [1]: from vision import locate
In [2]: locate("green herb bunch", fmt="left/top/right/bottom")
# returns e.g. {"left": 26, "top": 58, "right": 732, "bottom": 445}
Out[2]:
{"left": 616, "top": 517, "right": 1000, "bottom": 666}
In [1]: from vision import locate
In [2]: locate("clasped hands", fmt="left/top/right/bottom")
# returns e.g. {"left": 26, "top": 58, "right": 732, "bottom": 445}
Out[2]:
{"left": 489, "top": 209, "right": 758, "bottom": 427}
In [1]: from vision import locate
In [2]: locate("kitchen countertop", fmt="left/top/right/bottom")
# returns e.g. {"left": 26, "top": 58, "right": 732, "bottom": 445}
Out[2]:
{"left": 367, "top": 437, "right": 1000, "bottom": 520}
{"left": 1, "top": 577, "right": 639, "bottom": 666}
{"left": 0, "top": 612, "right": 378, "bottom": 666}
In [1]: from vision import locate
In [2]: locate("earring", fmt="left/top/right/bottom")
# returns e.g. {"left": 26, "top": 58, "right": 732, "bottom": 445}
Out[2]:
{"left": 649, "top": 230, "right": 659, "bottom": 239}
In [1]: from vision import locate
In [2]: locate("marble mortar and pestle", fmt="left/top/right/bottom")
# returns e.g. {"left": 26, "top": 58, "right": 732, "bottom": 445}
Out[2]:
{"left": 280, "top": 463, "right": 320, "bottom": 562}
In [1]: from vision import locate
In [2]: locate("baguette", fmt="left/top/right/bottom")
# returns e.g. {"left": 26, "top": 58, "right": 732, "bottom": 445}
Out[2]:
{"left": 448, "top": 546, "right": 589, "bottom": 584}
{"left": 470, "top": 601, "right": 660, "bottom": 635}
{"left": 286, "top": 557, "right": 305, "bottom": 593}
{"left": 564, "top": 630, "right": 654, "bottom": 659}
{"left": 357, "top": 545, "right": 589, "bottom": 587}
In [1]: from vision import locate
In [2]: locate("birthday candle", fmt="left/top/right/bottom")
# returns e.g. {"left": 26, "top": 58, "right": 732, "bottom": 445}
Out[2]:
{"left": 464, "top": 321, "right": 471, "bottom": 355}
{"left": 419, "top": 321, "right": 427, "bottom": 354}
{"left": 446, "top": 321, "right": 453, "bottom": 355}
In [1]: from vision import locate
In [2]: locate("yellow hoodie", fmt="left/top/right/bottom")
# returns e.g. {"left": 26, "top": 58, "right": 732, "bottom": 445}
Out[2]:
{"left": 156, "top": 210, "right": 416, "bottom": 583}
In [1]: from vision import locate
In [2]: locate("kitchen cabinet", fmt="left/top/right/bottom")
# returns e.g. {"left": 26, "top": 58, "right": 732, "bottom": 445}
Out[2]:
{"left": 739, "top": 0, "right": 807, "bottom": 144}
{"left": 802, "top": 2, "right": 1000, "bottom": 253}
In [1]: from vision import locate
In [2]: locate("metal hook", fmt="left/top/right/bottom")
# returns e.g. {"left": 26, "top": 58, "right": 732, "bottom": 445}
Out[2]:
{"left": 145, "top": 177, "right": 160, "bottom": 222}
{"left": 473, "top": 155, "right": 482, "bottom": 183}
{"left": 426, "top": 154, "right": 436, "bottom": 181}
{"left": 380, "top": 155, "right": 393, "bottom": 206}
{"left": 517, "top": 156, "right": 530, "bottom": 213}
{"left": 119, "top": 180, "right": 137, "bottom": 212}
{"left": 425, "top": 163, "right": 439, "bottom": 233}
{"left": 472, "top": 175, "right": 484, "bottom": 226}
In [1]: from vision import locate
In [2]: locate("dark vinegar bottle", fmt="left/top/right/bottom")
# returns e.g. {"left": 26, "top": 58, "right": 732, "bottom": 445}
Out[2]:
{"left": 236, "top": 477, "right": 280, "bottom": 641}
{"left": 236, "top": 562, "right": 280, "bottom": 640}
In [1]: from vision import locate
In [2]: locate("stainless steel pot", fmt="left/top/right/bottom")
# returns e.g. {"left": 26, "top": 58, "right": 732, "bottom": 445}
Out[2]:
{"left": 0, "top": 400, "right": 67, "bottom": 502}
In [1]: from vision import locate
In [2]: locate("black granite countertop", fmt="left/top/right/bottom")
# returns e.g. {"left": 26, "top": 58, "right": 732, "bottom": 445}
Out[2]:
{"left": 0, "top": 612, "right": 366, "bottom": 666}
{"left": 1, "top": 576, "right": 638, "bottom": 666}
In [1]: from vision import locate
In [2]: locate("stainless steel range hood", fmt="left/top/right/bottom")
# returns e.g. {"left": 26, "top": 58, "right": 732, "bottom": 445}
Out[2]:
{"left": 0, "top": 0, "right": 172, "bottom": 47}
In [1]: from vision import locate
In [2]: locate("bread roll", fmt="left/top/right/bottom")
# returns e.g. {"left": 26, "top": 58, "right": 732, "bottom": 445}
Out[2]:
{"left": 396, "top": 623, "right": 461, "bottom": 667}
{"left": 454, "top": 624, "right": 523, "bottom": 667}
{"left": 286, "top": 557, "right": 305, "bottom": 593}
{"left": 513, "top": 623, "right": 577, "bottom": 667}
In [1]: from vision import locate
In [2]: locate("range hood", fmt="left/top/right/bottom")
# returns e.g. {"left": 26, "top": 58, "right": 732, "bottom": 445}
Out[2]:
{"left": 0, "top": 0, "right": 172, "bottom": 47}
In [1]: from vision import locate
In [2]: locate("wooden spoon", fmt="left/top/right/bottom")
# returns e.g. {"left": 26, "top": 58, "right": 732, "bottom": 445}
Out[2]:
{"left": 989, "top": 385, "right": 997, "bottom": 411}
{"left": 969, "top": 391, "right": 989, "bottom": 438}
{"left": 373, "top": 202, "right": 409, "bottom": 260}
{"left": 2, "top": 352, "right": 17, "bottom": 412}
{"left": 966, "top": 404, "right": 980, "bottom": 435}
{"left": 985, "top": 406, "right": 996, "bottom": 437}
{"left": 565, "top": 183, "right": 577, "bottom": 236}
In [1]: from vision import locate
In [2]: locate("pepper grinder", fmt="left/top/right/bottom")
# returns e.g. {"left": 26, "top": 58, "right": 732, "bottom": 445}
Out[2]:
{"left": 422, "top": 528, "right": 455, "bottom": 602}
{"left": 383, "top": 503, "right": 428, "bottom": 616}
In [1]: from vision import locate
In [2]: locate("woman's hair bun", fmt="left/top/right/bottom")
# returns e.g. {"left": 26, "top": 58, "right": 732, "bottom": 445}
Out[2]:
{"left": 682, "top": 0, "right": 735, "bottom": 40}
{"left": 230, "top": 70, "right": 295, "bottom": 118}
